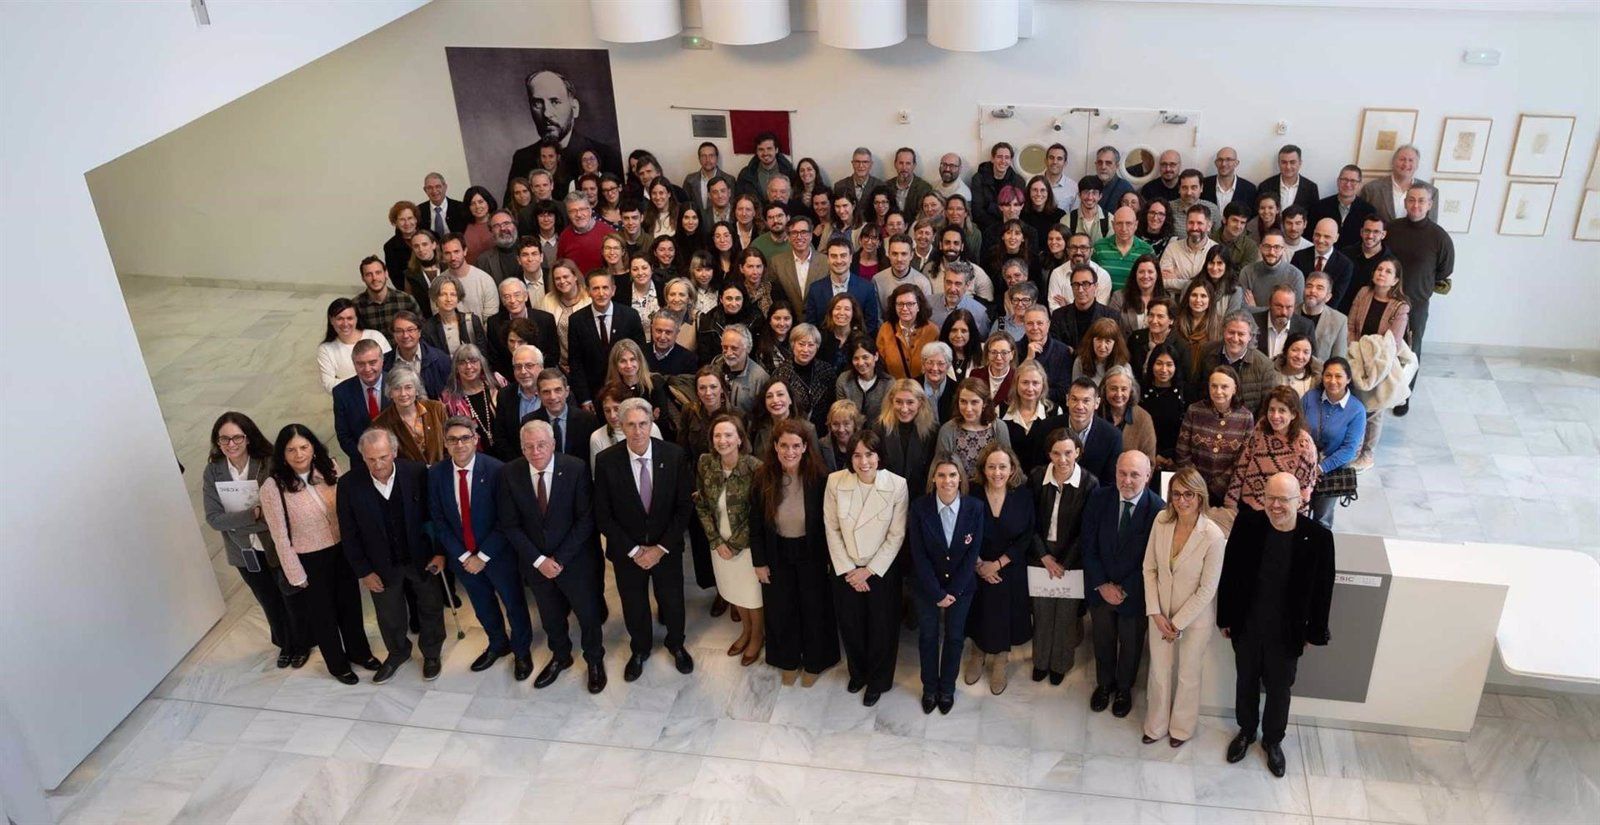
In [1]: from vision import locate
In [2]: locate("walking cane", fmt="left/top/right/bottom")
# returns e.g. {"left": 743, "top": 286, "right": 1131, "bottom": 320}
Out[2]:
{"left": 436, "top": 567, "right": 465, "bottom": 640}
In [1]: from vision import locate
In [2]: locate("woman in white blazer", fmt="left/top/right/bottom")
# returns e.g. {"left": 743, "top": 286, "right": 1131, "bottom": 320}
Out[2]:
{"left": 822, "top": 429, "right": 909, "bottom": 707}
{"left": 1141, "top": 467, "right": 1227, "bottom": 747}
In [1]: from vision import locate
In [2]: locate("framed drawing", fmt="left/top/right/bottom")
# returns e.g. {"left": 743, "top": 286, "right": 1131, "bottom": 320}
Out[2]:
{"left": 1498, "top": 181, "right": 1556, "bottom": 237}
{"left": 1356, "top": 108, "right": 1419, "bottom": 172}
{"left": 1435, "top": 117, "right": 1492, "bottom": 175}
{"left": 1506, "top": 114, "right": 1575, "bottom": 178}
{"left": 1576, "top": 190, "right": 1600, "bottom": 242}
{"left": 1585, "top": 136, "right": 1600, "bottom": 191}
{"left": 1432, "top": 178, "right": 1479, "bottom": 233}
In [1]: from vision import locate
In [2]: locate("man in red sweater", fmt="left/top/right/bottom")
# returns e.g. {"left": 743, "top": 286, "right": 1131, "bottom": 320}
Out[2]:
{"left": 557, "top": 192, "right": 608, "bottom": 275}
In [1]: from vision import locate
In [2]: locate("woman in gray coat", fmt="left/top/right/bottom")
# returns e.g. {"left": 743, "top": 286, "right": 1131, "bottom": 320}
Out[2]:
{"left": 202, "top": 411, "right": 306, "bottom": 669}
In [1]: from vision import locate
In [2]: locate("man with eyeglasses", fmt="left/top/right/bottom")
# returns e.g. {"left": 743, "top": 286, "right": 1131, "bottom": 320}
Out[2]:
{"left": 1360, "top": 145, "right": 1438, "bottom": 223}
{"left": 770, "top": 214, "right": 819, "bottom": 299}
{"left": 485, "top": 275, "right": 557, "bottom": 381}
{"left": 1047, "top": 232, "right": 1111, "bottom": 310}
{"left": 475, "top": 210, "right": 524, "bottom": 283}
{"left": 1203, "top": 146, "right": 1258, "bottom": 213}
{"left": 1093, "top": 146, "right": 1134, "bottom": 208}
{"left": 1217, "top": 472, "right": 1335, "bottom": 779}
{"left": 832, "top": 147, "right": 884, "bottom": 210}
{"left": 1048, "top": 263, "right": 1118, "bottom": 357}
{"left": 492, "top": 344, "right": 546, "bottom": 459}
{"left": 1312, "top": 164, "right": 1376, "bottom": 249}
{"left": 556, "top": 191, "right": 608, "bottom": 275}
{"left": 429, "top": 417, "right": 535, "bottom": 681}
{"left": 933, "top": 152, "right": 971, "bottom": 201}
{"left": 1239, "top": 229, "right": 1305, "bottom": 308}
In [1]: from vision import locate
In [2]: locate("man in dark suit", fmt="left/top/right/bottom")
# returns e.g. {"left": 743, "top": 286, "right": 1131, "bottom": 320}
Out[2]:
{"left": 832, "top": 147, "right": 886, "bottom": 210}
{"left": 338, "top": 428, "right": 444, "bottom": 684}
{"left": 645, "top": 311, "right": 699, "bottom": 377}
{"left": 506, "top": 69, "right": 623, "bottom": 190}
{"left": 681, "top": 142, "right": 737, "bottom": 214}
{"left": 428, "top": 417, "right": 534, "bottom": 681}
{"left": 1202, "top": 146, "right": 1258, "bottom": 215}
{"left": 384, "top": 311, "right": 451, "bottom": 400}
{"left": 1063, "top": 378, "right": 1123, "bottom": 484}
{"left": 1252, "top": 285, "right": 1316, "bottom": 360}
{"left": 1311, "top": 165, "right": 1377, "bottom": 249}
{"left": 498, "top": 420, "right": 607, "bottom": 693}
{"left": 421, "top": 172, "right": 469, "bottom": 237}
{"left": 1049, "top": 264, "right": 1119, "bottom": 355}
{"left": 1081, "top": 450, "right": 1164, "bottom": 718}
{"left": 528, "top": 369, "right": 599, "bottom": 464}
{"left": 1217, "top": 473, "right": 1335, "bottom": 777}
{"left": 333, "top": 339, "right": 388, "bottom": 462}
{"left": 493, "top": 344, "right": 547, "bottom": 460}
{"left": 1257, "top": 145, "right": 1320, "bottom": 212}
{"left": 568, "top": 269, "right": 647, "bottom": 406}
{"left": 1291, "top": 219, "right": 1355, "bottom": 310}
{"left": 485, "top": 273, "right": 559, "bottom": 380}
{"left": 593, "top": 398, "right": 696, "bottom": 682}
{"left": 804, "top": 238, "right": 882, "bottom": 336}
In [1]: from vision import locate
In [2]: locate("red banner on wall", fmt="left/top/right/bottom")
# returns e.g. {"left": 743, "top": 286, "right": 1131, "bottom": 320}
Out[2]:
{"left": 730, "top": 110, "right": 791, "bottom": 155}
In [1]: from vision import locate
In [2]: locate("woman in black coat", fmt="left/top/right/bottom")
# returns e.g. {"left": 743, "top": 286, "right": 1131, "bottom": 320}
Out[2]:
{"left": 964, "top": 443, "right": 1035, "bottom": 696}
{"left": 1026, "top": 427, "right": 1098, "bottom": 685}
{"left": 749, "top": 419, "right": 840, "bottom": 685}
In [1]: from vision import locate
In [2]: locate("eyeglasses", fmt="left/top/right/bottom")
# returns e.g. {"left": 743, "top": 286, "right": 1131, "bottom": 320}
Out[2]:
{"left": 1170, "top": 490, "right": 1201, "bottom": 500}
{"left": 1263, "top": 494, "right": 1299, "bottom": 506}
{"left": 444, "top": 435, "right": 477, "bottom": 446}
{"left": 1071, "top": 281, "right": 1095, "bottom": 289}
{"left": 216, "top": 435, "right": 247, "bottom": 446}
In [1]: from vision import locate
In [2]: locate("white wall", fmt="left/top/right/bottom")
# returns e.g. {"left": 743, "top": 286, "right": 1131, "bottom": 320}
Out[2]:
{"left": 89, "top": 0, "right": 1600, "bottom": 351}
{"left": 0, "top": 0, "right": 426, "bottom": 800}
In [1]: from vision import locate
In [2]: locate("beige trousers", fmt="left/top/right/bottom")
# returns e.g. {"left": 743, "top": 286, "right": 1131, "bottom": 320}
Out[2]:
{"left": 1143, "top": 614, "right": 1215, "bottom": 740}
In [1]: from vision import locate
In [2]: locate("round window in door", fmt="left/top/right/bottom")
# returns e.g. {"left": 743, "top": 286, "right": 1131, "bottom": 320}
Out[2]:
{"left": 1124, "top": 146, "right": 1158, "bottom": 183}
{"left": 1017, "top": 143, "right": 1050, "bottom": 177}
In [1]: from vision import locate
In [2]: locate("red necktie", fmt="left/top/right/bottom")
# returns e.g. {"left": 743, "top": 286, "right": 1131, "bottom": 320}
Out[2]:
{"left": 536, "top": 470, "right": 549, "bottom": 514}
{"left": 1314, "top": 255, "right": 1325, "bottom": 272}
{"left": 458, "top": 468, "right": 477, "bottom": 552}
{"left": 366, "top": 386, "right": 380, "bottom": 419}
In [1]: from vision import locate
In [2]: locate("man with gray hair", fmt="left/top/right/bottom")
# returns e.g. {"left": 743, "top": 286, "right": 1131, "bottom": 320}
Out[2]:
{"left": 1093, "top": 146, "right": 1135, "bottom": 207}
{"left": 711, "top": 324, "right": 769, "bottom": 414}
{"left": 833, "top": 146, "right": 884, "bottom": 208}
{"left": 338, "top": 426, "right": 445, "bottom": 683}
{"left": 1194, "top": 310, "right": 1276, "bottom": 413}
{"left": 929, "top": 260, "right": 992, "bottom": 336}
{"left": 1359, "top": 144, "right": 1438, "bottom": 222}
{"left": 493, "top": 343, "right": 546, "bottom": 458}
{"left": 421, "top": 172, "right": 467, "bottom": 237}
{"left": 475, "top": 209, "right": 523, "bottom": 283}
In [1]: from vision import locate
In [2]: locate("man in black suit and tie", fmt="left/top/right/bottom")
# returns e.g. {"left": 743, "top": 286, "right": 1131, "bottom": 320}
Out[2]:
{"left": 1311, "top": 165, "right": 1377, "bottom": 249}
{"left": 421, "top": 172, "right": 469, "bottom": 237}
{"left": 568, "top": 269, "right": 646, "bottom": 407}
{"left": 593, "top": 398, "right": 696, "bottom": 682}
{"left": 498, "top": 420, "right": 607, "bottom": 693}
{"left": 337, "top": 428, "right": 444, "bottom": 684}
{"left": 493, "top": 344, "right": 547, "bottom": 460}
{"left": 1257, "top": 145, "right": 1319, "bottom": 213}
{"left": 506, "top": 69, "right": 623, "bottom": 191}
{"left": 1202, "top": 146, "right": 1258, "bottom": 214}
{"left": 1291, "top": 219, "right": 1355, "bottom": 310}
{"left": 1081, "top": 450, "right": 1165, "bottom": 718}
{"left": 333, "top": 339, "right": 388, "bottom": 462}
{"left": 530, "top": 369, "right": 599, "bottom": 464}
{"left": 1218, "top": 473, "right": 1335, "bottom": 777}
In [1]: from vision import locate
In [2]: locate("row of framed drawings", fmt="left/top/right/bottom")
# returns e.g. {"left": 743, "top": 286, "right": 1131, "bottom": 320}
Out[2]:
{"left": 1355, "top": 108, "right": 1598, "bottom": 240}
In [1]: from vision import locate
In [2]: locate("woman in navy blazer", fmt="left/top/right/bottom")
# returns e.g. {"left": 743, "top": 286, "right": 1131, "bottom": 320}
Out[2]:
{"left": 964, "top": 443, "right": 1036, "bottom": 696}
{"left": 907, "top": 455, "right": 983, "bottom": 715}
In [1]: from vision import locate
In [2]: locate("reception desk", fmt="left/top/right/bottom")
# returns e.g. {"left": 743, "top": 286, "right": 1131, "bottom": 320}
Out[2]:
{"left": 1196, "top": 533, "right": 1510, "bottom": 740}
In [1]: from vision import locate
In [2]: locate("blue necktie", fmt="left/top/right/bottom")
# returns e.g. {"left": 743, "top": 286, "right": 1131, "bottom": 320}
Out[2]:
{"left": 940, "top": 504, "right": 956, "bottom": 546}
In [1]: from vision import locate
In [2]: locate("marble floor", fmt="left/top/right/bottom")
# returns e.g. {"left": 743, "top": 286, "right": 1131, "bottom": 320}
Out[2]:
{"left": 46, "top": 278, "right": 1600, "bottom": 824}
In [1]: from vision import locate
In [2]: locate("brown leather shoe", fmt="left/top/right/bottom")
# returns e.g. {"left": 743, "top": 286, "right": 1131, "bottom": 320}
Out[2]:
{"left": 988, "top": 652, "right": 1009, "bottom": 695}
{"left": 800, "top": 670, "right": 819, "bottom": 687}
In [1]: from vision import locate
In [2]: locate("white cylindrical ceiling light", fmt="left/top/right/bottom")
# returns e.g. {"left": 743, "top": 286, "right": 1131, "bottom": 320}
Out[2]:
{"left": 701, "top": 0, "right": 790, "bottom": 45}
{"left": 927, "top": 0, "right": 1019, "bottom": 52}
{"left": 591, "top": 0, "right": 682, "bottom": 43}
{"left": 817, "top": 0, "right": 906, "bottom": 50}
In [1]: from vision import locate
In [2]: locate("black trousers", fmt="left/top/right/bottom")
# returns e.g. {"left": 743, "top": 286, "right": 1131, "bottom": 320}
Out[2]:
{"left": 1090, "top": 601, "right": 1146, "bottom": 693}
{"left": 1232, "top": 631, "right": 1300, "bottom": 746}
{"left": 235, "top": 563, "right": 302, "bottom": 654}
{"left": 371, "top": 564, "right": 445, "bottom": 661}
{"left": 831, "top": 565, "right": 901, "bottom": 693}
{"left": 296, "top": 544, "right": 373, "bottom": 677}
{"left": 529, "top": 554, "right": 606, "bottom": 663}
{"left": 761, "top": 537, "right": 840, "bottom": 674}
{"left": 686, "top": 518, "right": 718, "bottom": 590}
{"left": 1405, "top": 300, "right": 1431, "bottom": 393}
{"left": 612, "top": 550, "right": 686, "bottom": 656}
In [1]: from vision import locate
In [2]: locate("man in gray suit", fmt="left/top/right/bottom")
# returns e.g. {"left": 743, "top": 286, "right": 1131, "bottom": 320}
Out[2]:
{"left": 681, "top": 142, "right": 736, "bottom": 215}
{"left": 1298, "top": 271, "right": 1348, "bottom": 362}
{"left": 1359, "top": 145, "right": 1438, "bottom": 222}
{"left": 832, "top": 147, "right": 885, "bottom": 209}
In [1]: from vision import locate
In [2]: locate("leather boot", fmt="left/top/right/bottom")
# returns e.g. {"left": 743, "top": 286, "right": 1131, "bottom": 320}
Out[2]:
{"left": 988, "top": 651, "right": 1009, "bottom": 695}
{"left": 963, "top": 645, "right": 984, "bottom": 686}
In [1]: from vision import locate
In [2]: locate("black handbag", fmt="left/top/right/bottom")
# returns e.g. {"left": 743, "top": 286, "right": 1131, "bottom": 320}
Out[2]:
{"left": 1308, "top": 397, "right": 1358, "bottom": 506}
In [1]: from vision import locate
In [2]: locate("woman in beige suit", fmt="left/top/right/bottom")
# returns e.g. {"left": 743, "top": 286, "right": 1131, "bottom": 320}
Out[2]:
{"left": 822, "top": 429, "right": 909, "bottom": 707}
{"left": 1141, "top": 467, "right": 1227, "bottom": 747}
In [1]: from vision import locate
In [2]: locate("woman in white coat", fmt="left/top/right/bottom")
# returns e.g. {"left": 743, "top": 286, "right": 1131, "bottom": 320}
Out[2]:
{"left": 822, "top": 429, "right": 909, "bottom": 708}
{"left": 1141, "top": 467, "right": 1227, "bottom": 748}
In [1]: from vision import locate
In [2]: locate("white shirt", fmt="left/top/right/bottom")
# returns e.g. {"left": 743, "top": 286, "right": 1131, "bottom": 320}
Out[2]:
{"left": 1279, "top": 179, "right": 1300, "bottom": 209}
{"left": 316, "top": 330, "right": 392, "bottom": 393}
{"left": 626, "top": 444, "right": 659, "bottom": 558}
{"left": 1041, "top": 464, "right": 1084, "bottom": 542}
{"left": 1047, "top": 174, "right": 1079, "bottom": 213}
{"left": 226, "top": 458, "right": 252, "bottom": 482}
{"left": 792, "top": 251, "right": 813, "bottom": 290}
{"left": 1390, "top": 179, "right": 1408, "bottom": 217}
{"left": 1265, "top": 318, "right": 1291, "bottom": 359}
{"left": 371, "top": 471, "right": 395, "bottom": 500}
{"left": 428, "top": 200, "right": 448, "bottom": 233}
{"left": 450, "top": 456, "right": 488, "bottom": 563}
{"left": 1213, "top": 178, "right": 1237, "bottom": 210}
{"left": 1286, "top": 235, "right": 1313, "bottom": 254}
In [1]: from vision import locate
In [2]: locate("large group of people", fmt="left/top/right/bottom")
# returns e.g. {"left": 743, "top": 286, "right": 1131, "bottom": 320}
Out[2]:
{"left": 206, "top": 134, "right": 1457, "bottom": 775}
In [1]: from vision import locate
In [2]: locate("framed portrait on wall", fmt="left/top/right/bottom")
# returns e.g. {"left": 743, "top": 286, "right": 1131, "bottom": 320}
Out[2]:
{"left": 1435, "top": 117, "right": 1492, "bottom": 175}
{"left": 1576, "top": 191, "right": 1600, "bottom": 242}
{"left": 1432, "top": 178, "right": 1479, "bottom": 234}
{"left": 1506, "top": 114, "right": 1575, "bottom": 178}
{"left": 1498, "top": 181, "right": 1557, "bottom": 237}
{"left": 1355, "top": 108, "right": 1419, "bottom": 172}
